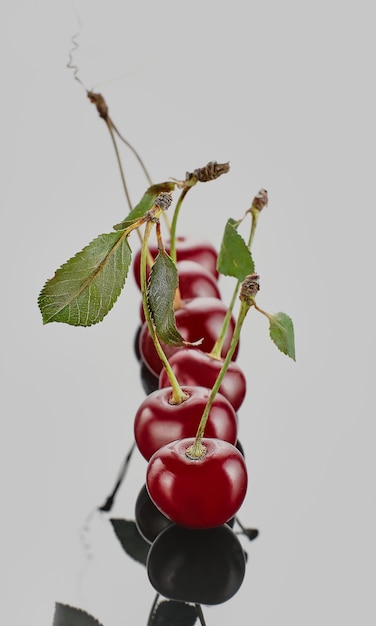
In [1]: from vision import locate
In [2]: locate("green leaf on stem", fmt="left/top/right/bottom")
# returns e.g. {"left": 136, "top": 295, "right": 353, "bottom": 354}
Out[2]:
{"left": 38, "top": 231, "right": 132, "bottom": 326}
{"left": 217, "top": 218, "right": 254, "bottom": 280}
{"left": 147, "top": 250, "right": 189, "bottom": 346}
{"left": 110, "top": 518, "right": 150, "bottom": 566}
{"left": 151, "top": 600, "right": 198, "bottom": 626}
{"left": 53, "top": 603, "right": 103, "bottom": 626}
{"left": 113, "top": 181, "right": 176, "bottom": 229}
{"left": 269, "top": 312, "right": 296, "bottom": 361}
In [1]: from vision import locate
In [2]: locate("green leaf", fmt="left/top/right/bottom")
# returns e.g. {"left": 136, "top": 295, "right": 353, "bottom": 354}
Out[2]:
{"left": 110, "top": 518, "right": 150, "bottom": 566}
{"left": 217, "top": 218, "right": 254, "bottom": 280}
{"left": 38, "top": 231, "right": 132, "bottom": 326}
{"left": 147, "top": 250, "right": 187, "bottom": 346}
{"left": 113, "top": 181, "right": 176, "bottom": 229}
{"left": 53, "top": 603, "right": 103, "bottom": 626}
{"left": 151, "top": 601, "right": 198, "bottom": 626}
{"left": 269, "top": 312, "right": 296, "bottom": 361}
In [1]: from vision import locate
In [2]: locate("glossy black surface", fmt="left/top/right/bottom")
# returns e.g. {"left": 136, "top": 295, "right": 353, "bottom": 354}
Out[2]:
{"left": 135, "top": 484, "right": 172, "bottom": 543}
{"left": 147, "top": 523, "right": 246, "bottom": 605}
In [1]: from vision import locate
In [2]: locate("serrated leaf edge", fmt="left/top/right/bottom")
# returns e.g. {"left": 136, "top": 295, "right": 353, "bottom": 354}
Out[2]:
{"left": 268, "top": 312, "right": 296, "bottom": 361}
{"left": 38, "top": 231, "right": 131, "bottom": 326}
{"left": 53, "top": 602, "right": 104, "bottom": 626}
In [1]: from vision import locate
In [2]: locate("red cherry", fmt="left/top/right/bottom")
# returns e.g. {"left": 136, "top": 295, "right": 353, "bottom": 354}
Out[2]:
{"left": 133, "top": 236, "right": 218, "bottom": 290}
{"left": 146, "top": 437, "right": 248, "bottom": 529}
{"left": 175, "top": 260, "right": 221, "bottom": 300}
{"left": 139, "top": 297, "right": 239, "bottom": 377}
{"left": 139, "top": 259, "right": 221, "bottom": 324}
{"left": 134, "top": 386, "right": 238, "bottom": 461}
{"left": 159, "top": 349, "right": 247, "bottom": 412}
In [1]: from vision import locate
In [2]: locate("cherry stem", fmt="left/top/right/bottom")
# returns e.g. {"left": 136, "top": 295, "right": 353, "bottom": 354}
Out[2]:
{"left": 97, "top": 442, "right": 135, "bottom": 512}
{"left": 195, "top": 604, "right": 207, "bottom": 626}
{"left": 105, "top": 117, "right": 133, "bottom": 212}
{"left": 140, "top": 217, "right": 188, "bottom": 405}
{"left": 210, "top": 207, "right": 260, "bottom": 359}
{"left": 186, "top": 300, "right": 251, "bottom": 459}
{"left": 155, "top": 219, "right": 183, "bottom": 310}
{"left": 251, "top": 299, "right": 282, "bottom": 328}
{"left": 249, "top": 207, "right": 260, "bottom": 249}
{"left": 169, "top": 179, "right": 197, "bottom": 263}
{"left": 209, "top": 286, "right": 238, "bottom": 360}
{"left": 146, "top": 594, "right": 160, "bottom": 626}
{"left": 109, "top": 119, "right": 153, "bottom": 187}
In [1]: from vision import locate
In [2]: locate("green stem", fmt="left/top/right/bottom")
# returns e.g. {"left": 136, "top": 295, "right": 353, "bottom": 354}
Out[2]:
{"left": 251, "top": 299, "right": 287, "bottom": 338}
{"left": 209, "top": 285, "right": 239, "bottom": 359}
{"left": 248, "top": 208, "right": 259, "bottom": 249}
{"left": 186, "top": 300, "right": 251, "bottom": 459}
{"left": 140, "top": 220, "right": 188, "bottom": 405}
{"left": 210, "top": 208, "right": 259, "bottom": 358}
{"left": 110, "top": 119, "right": 153, "bottom": 186}
{"left": 169, "top": 180, "right": 196, "bottom": 263}
{"left": 251, "top": 299, "right": 275, "bottom": 323}
{"left": 105, "top": 118, "right": 133, "bottom": 212}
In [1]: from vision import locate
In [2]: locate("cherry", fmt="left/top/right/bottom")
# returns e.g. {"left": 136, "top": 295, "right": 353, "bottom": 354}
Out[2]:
{"left": 134, "top": 386, "right": 238, "bottom": 461}
{"left": 146, "top": 437, "right": 248, "bottom": 529}
{"left": 133, "top": 327, "right": 159, "bottom": 394}
{"left": 147, "top": 523, "right": 246, "bottom": 605}
{"left": 140, "top": 362, "right": 159, "bottom": 395}
{"left": 139, "top": 297, "right": 239, "bottom": 377}
{"left": 135, "top": 483, "right": 235, "bottom": 544}
{"left": 135, "top": 483, "right": 172, "bottom": 543}
{"left": 138, "top": 259, "right": 222, "bottom": 323}
{"left": 175, "top": 260, "right": 221, "bottom": 300}
{"left": 159, "top": 349, "right": 247, "bottom": 412}
{"left": 133, "top": 325, "right": 142, "bottom": 361}
{"left": 236, "top": 439, "right": 245, "bottom": 457}
{"left": 133, "top": 235, "right": 219, "bottom": 290}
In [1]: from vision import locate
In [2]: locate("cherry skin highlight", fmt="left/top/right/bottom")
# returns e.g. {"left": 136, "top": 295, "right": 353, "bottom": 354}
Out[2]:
{"left": 146, "top": 437, "right": 248, "bottom": 529}
{"left": 134, "top": 386, "right": 238, "bottom": 461}
{"left": 175, "top": 260, "right": 221, "bottom": 300}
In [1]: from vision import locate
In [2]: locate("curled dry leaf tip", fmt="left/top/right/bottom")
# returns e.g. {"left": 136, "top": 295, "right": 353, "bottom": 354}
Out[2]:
{"left": 186, "top": 161, "right": 230, "bottom": 183}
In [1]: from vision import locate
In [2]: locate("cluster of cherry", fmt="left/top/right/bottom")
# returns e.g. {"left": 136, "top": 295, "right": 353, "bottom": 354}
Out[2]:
{"left": 130, "top": 227, "right": 256, "bottom": 606}
{"left": 40, "top": 155, "right": 294, "bottom": 624}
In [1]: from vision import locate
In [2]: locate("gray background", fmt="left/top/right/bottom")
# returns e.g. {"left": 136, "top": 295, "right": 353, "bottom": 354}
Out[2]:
{"left": 1, "top": 1, "right": 375, "bottom": 625}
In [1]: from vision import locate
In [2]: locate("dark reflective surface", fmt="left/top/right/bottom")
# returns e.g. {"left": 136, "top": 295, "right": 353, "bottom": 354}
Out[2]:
{"left": 147, "top": 523, "right": 246, "bottom": 605}
{"left": 135, "top": 483, "right": 172, "bottom": 543}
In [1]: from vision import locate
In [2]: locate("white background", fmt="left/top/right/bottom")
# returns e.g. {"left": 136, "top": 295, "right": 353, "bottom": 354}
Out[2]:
{"left": 1, "top": 1, "right": 375, "bottom": 625}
